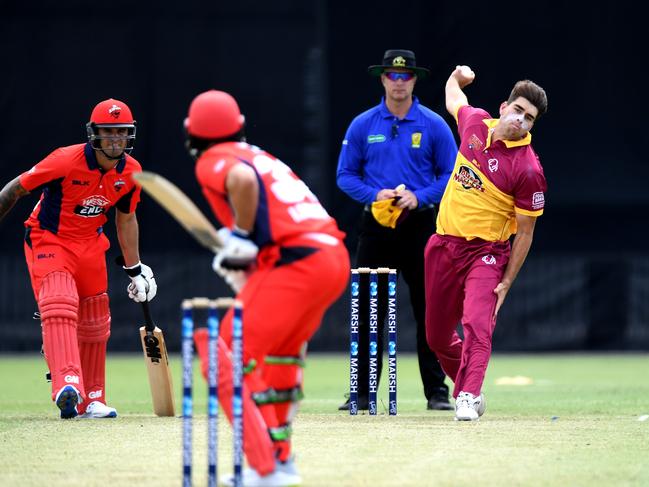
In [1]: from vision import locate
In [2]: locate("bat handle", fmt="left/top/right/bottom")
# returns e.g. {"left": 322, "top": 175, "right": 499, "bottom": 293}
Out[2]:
{"left": 141, "top": 300, "right": 156, "bottom": 333}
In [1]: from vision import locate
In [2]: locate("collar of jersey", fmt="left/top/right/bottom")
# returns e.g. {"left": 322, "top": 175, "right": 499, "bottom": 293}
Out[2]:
{"left": 380, "top": 96, "right": 419, "bottom": 121}
{"left": 483, "top": 118, "right": 532, "bottom": 148}
{"left": 84, "top": 143, "right": 126, "bottom": 173}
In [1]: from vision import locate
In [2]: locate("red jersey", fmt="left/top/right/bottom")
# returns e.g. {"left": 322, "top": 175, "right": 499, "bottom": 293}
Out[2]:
{"left": 195, "top": 142, "right": 344, "bottom": 247}
{"left": 437, "top": 105, "right": 547, "bottom": 241}
{"left": 20, "top": 143, "right": 142, "bottom": 239}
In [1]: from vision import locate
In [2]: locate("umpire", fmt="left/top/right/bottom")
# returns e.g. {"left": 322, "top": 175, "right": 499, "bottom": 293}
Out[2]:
{"left": 336, "top": 49, "right": 457, "bottom": 411}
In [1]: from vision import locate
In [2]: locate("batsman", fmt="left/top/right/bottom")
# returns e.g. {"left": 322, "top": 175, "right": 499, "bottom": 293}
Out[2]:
{"left": 183, "top": 90, "right": 350, "bottom": 487}
{"left": 0, "top": 99, "right": 157, "bottom": 419}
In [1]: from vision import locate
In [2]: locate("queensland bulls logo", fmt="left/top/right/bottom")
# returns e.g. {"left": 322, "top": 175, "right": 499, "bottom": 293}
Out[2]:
{"left": 454, "top": 165, "right": 485, "bottom": 192}
{"left": 74, "top": 195, "right": 110, "bottom": 217}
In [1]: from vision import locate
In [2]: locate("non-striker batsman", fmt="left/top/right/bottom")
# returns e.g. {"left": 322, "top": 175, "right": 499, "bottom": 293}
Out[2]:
{"left": 0, "top": 99, "right": 157, "bottom": 419}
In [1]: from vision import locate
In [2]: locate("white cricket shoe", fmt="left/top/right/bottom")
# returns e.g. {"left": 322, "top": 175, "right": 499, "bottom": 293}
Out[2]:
{"left": 454, "top": 391, "right": 485, "bottom": 421}
{"left": 275, "top": 457, "right": 300, "bottom": 478}
{"left": 79, "top": 401, "right": 117, "bottom": 419}
{"left": 219, "top": 466, "right": 301, "bottom": 487}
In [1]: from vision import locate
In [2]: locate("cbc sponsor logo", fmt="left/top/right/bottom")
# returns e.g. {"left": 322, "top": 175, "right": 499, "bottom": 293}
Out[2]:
{"left": 64, "top": 375, "right": 80, "bottom": 384}
{"left": 88, "top": 390, "right": 103, "bottom": 399}
{"left": 482, "top": 255, "right": 496, "bottom": 265}
{"left": 532, "top": 192, "right": 545, "bottom": 209}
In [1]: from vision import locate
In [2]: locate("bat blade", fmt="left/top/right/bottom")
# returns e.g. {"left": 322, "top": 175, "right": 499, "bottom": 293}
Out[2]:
{"left": 140, "top": 325, "right": 176, "bottom": 417}
{"left": 133, "top": 171, "right": 223, "bottom": 251}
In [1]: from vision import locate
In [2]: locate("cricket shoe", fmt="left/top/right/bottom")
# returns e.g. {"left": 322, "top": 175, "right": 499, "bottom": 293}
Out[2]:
{"left": 275, "top": 457, "right": 300, "bottom": 478}
{"left": 454, "top": 391, "right": 485, "bottom": 421}
{"left": 427, "top": 388, "right": 454, "bottom": 411}
{"left": 337, "top": 394, "right": 369, "bottom": 411}
{"left": 79, "top": 401, "right": 117, "bottom": 419}
{"left": 55, "top": 385, "right": 80, "bottom": 419}
{"left": 219, "top": 466, "right": 301, "bottom": 486}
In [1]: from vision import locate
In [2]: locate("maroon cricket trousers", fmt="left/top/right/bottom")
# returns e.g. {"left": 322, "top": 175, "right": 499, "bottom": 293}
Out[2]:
{"left": 424, "top": 234, "right": 511, "bottom": 398}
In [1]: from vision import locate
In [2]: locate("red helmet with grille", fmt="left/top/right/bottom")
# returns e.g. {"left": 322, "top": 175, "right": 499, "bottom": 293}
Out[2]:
{"left": 86, "top": 98, "right": 137, "bottom": 155}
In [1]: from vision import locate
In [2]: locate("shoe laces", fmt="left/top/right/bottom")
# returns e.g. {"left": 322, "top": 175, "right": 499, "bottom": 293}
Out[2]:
{"left": 456, "top": 392, "right": 476, "bottom": 410}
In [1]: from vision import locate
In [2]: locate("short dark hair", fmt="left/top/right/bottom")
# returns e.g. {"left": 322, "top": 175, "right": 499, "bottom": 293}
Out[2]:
{"left": 508, "top": 80, "right": 548, "bottom": 119}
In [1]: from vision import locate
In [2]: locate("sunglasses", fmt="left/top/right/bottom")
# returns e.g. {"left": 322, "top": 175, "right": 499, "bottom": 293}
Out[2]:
{"left": 384, "top": 71, "right": 415, "bottom": 82}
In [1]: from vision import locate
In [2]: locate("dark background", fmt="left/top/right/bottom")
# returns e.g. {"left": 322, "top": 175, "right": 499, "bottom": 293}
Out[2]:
{"left": 1, "top": 1, "right": 647, "bottom": 353}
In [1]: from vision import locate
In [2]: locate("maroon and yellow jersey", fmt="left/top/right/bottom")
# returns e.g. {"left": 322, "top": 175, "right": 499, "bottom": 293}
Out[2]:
{"left": 437, "top": 105, "right": 547, "bottom": 241}
{"left": 195, "top": 142, "right": 344, "bottom": 247}
{"left": 20, "top": 143, "right": 142, "bottom": 239}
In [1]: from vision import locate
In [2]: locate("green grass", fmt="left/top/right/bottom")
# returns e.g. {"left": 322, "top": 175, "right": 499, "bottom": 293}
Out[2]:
{"left": 1, "top": 353, "right": 648, "bottom": 486}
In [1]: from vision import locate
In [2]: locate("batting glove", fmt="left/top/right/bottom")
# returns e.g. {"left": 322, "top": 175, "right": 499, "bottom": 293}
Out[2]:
{"left": 213, "top": 227, "right": 259, "bottom": 271}
{"left": 123, "top": 261, "right": 158, "bottom": 302}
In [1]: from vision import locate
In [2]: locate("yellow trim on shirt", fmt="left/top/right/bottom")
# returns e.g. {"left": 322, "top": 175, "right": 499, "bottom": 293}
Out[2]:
{"left": 515, "top": 206, "right": 544, "bottom": 217}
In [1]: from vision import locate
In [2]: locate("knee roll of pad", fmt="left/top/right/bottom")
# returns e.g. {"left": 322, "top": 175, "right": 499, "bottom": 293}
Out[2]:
{"left": 78, "top": 294, "right": 111, "bottom": 342}
{"left": 38, "top": 271, "right": 79, "bottom": 321}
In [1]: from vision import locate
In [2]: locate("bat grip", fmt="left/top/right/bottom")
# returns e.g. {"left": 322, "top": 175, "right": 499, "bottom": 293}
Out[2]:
{"left": 141, "top": 301, "right": 156, "bottom": 333}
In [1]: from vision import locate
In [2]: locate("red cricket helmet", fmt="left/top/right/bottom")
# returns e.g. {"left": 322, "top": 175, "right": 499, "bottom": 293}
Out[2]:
{"left": 184, "top": 90, "right": 245, "bottom": 140}
{"left": 86, "top": 98, "right": 137, "bottom": 156}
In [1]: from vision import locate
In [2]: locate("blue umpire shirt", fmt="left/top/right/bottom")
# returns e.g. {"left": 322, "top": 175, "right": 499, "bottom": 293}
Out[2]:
{"left": 336, "top": 96, "right": 457, "bottom": 206}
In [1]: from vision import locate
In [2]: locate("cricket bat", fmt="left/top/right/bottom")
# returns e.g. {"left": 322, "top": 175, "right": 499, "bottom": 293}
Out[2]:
{"left": 132, "top": 171, "right": 223, "bottom": 252}
{"left": 139, "top": 300, "right": 176, "bottom": 417}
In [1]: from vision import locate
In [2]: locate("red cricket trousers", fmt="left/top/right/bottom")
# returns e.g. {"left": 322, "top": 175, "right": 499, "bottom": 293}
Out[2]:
{"left": 424, "top": 234, "right": 510, "bottom": 398}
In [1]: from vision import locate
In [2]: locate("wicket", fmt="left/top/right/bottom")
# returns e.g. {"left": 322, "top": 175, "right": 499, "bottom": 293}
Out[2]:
{"left": 181, "top": 297, "right": 244, "bottom": 487}
{"left": 349, "top": 267, "right": 397, "bottom": 416}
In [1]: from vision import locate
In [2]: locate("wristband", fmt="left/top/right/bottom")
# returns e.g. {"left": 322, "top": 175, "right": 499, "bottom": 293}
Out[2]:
{"left": 123, "top": 261, "right": 142, "bottom": 277}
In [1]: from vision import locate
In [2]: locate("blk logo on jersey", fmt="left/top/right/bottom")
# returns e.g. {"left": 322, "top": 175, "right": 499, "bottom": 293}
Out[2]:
{"left": 72, "top": 179, "right": 90, "bottom": 186}
{"left": 454, "top": 165, "right": 485, "bottom": 192}
{"left": 74, "top": 195, "right": 110, "bottom": 217}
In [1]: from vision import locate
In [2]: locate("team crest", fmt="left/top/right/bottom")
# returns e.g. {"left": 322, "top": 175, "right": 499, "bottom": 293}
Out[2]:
{"left": 482, "top": 255, "right": 496, "bottom": 265}
{"left": 411, "top": 132, "right": 422, "bottom": 148}
{"left": 108, "top": 104, "right": 121, "bottom": 118}
{"left": 488, "top": 158, "right": 499, "bottom": 172}
{"left": 392, "top": 56, "right": 406, "bottom": 67}
{"left": 114, "top": 179, "right": 126, "bottom": 192}
{"left": 454, "top": 165, "right": 485, "bottom": 192}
